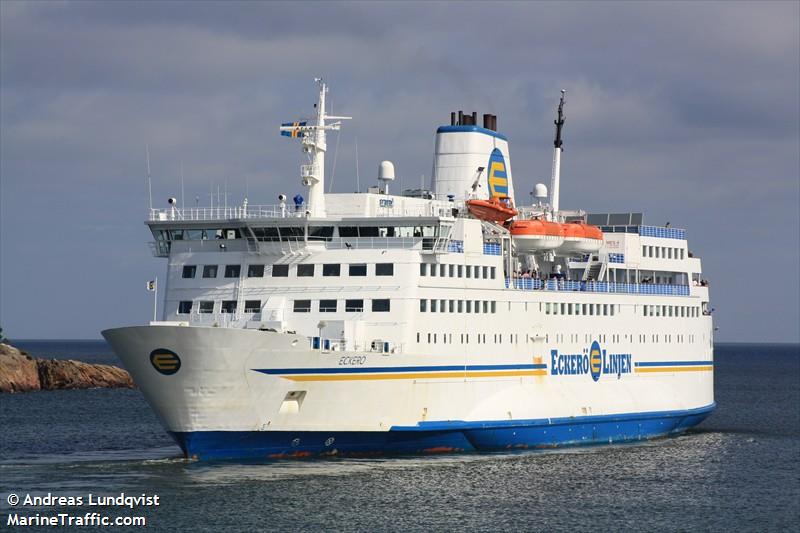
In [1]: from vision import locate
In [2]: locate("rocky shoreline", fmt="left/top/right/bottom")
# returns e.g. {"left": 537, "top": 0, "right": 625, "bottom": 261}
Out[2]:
{"left": 0, "top": 342, "right": 134, "bottom": 393}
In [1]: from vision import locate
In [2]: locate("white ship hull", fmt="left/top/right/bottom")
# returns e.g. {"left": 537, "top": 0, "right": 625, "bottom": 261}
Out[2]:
{"left": 103, "top": 324, "right": 714, "bottom": 459}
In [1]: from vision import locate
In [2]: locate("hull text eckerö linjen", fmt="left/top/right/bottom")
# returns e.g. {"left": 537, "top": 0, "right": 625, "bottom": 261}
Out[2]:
{"left": 103, "top": 81, "right": 715, "bottom": 460}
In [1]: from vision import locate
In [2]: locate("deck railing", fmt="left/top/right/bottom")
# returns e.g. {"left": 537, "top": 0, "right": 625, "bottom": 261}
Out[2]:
{"left": 504, "top": 278, "right": 690, "bottom": 296}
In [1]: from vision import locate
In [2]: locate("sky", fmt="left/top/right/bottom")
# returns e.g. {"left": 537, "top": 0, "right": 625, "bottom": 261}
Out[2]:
{"left": 1, "top": 1, "right": 798, "bottom": 342}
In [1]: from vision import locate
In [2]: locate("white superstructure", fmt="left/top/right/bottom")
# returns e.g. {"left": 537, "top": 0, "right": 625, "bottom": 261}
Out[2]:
{"left": 104, "top": 81, "right": 715, "bottom": 460}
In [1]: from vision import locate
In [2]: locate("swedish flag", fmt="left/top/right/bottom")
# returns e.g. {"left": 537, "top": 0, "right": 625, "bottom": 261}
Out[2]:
{"left": 281, "top": 121, "right": 307, "bottom": 138}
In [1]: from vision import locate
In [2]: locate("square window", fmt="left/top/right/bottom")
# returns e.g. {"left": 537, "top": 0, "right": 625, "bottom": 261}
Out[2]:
{"left": 372, "top": 299, "right": 390, "bottom": 312}
{"left": 202, "top": 265, "right": 218, "bottom": 278}
{"left": 345, "top": 299, "right": 364, "bottom": 312}
{"left": 272, "top": 264, "right": 289, "bottom": 277}
{"left": 376, "top": 263, "right": 394, "bottom": 276}
{"left": 349, "top": 264, "right": 367, "bottom": 276}
{"left": 182, "top": 265, "right": 197, "bottom": 279}
{"left": 293, "top": 300, "right": 311, "bottom": 313}
{"left": 199, "top": 301, "right": 214, "bottom": 314}
{"left": 178, "top": 301, "right": 192, "bottom": 314}
{"left": 247, "top": 264, "right": 265, "bottom": 277}
{"left": 320, "top": 299, "right": 337, "bottom": 312}
{"left": 297, "top": 264, "right": 315, "bottom": 277}
{"left": 244, "top": 300, "right": 261, "bottom": 313}
{"left": 323, "top": 264, "right": 341, "bottom": 276}
{"left": 221, "top": 300, "right": 237, "bottom": 313}
{"left": 224, "top": 265, "right": 241, "bottom": 278}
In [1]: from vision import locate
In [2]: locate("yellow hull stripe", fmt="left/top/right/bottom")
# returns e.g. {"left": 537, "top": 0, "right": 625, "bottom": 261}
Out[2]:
{"left": 285, "top": 369, "right": 547, "bottom": 382}
{"left": 636, "top": 366, "right": 713, "bottom": 373}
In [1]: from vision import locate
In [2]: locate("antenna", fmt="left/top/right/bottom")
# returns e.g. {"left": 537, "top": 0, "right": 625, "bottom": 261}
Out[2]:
{"left": 180, "top": 160, "right": 185, "bottom": 210}
{"left": 146, "top": 144, "right": 153, "bottom": 211}
{"left": 549, "top": 89, "right": 566, "bottom": 215}
{"left": 355, "top": 135, "right": 360, "bottom": 192}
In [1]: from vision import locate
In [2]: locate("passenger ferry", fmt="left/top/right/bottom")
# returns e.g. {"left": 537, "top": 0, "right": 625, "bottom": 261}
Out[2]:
{"left": 103, "top": 80, "right": 715, "bottom": 460}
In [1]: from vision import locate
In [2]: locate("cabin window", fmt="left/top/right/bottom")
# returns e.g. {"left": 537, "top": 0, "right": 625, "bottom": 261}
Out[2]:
{"left": 448, "top": 265, "right": 455, "bottom": 277}
{"left": 345, "top": 299, "right": 364, "bottom": 312}
{"left": 420, "top": 264, "right": 427, "bottom": 276}
{"left": 420, "top": 299, "right": 427, "bottom": 312}
{"left": 430, "top": 264, "right": 437, "bottom": 277}
{"left": 272, "top": 264, "right": 289, "bottom": 277}
{"left": 457, "top": 300, "right": 463, "bottom": 313}
{"left": 224, "top": 265, "right": 241, "bottom": 278}
{"left": 372, "top": 299, "right": 390, "bottom": 312}
{"left": 431, "top": 299, "right": 438, "bottom": 312}
{"left": 449, "top": 300, "right": 455, "bottom": 313}
{"left": 247, "top": 265, "right": 265, "bottom": 277}
{"left": 376, "top": 263, "right": 394, "bottom": 276}
{"left": 221, "top": 300, "right": 237, "bottom": 313}
{"left": 182, "top": 265, "right": 197, "bottom": 279}
{"left": 198, "top": 301, "right": 214, "bottom": 314}
{"left": 490, "top": 301, "right": 496, "bottom": 313}
{"left": 323, "top": 264, "right": 341, "bottom": 276}
{"left": 178, "top": 301, "right": 192, "bottom": 314}
{"left": 483, "top": 266, "right": 489, "bottom": 279}
{"left": 293, "top": 300, "right": 311, "bottom": 313}
{"left": 439, "top": 264, "right": 446, "bottom": 277}
{"left": 202, "top": 265, "right": 218, "bottom": 278}
{"left": 466, "top": 266, "right": 471, "bottom": 279}
{"left": 244, "top": 300, "right": 261, "bottom": 313}
{"left": 458, "top": 265, "right": 463, "bottom": 278}
{"left": 490, "top": 267, "right": 496, "bottom": 279}
{"left": 349, "top": 264, "right": 367, "bottom": 276}
{"left": 320, "top": 299, "right": 337, "bottom": 313}
{"left": 297, "top": 264, "right": 315, "bottom": 277}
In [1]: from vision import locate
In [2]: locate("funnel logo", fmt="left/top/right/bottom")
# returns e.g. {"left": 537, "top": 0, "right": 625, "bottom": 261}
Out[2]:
{"left": 150, "top": 348, "right": 181, "bottom": 375}
{"left": 550, "top": 341, "right": 632, "bottom": 381}
{"left": 487, "top": 148, "right": 509, "bottom": 198}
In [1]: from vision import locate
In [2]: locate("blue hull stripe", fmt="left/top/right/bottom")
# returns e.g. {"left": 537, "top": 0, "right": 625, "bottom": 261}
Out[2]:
{"left": 635, "top": 361, "right": 714, "bottom": 367}
{"left": 254, "top": 363, "right": 547, "bottom": 376}
{"left": 169, "top": 403, "right": 716, "bottom": 460}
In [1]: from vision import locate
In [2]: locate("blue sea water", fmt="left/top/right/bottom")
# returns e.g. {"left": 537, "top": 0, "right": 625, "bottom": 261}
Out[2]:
{"left": 1, "top": 341, "right": 798, "bottom": 532}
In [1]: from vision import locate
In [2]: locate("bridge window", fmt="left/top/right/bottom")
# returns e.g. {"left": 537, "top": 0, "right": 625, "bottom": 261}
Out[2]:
{"left": 202, "top": 265, "right": 218, "bottom": 278}
{"left": 272, "top": 264, "right": 289, "bottom": 277}
{"left": 224, "top": 265, "right": 241, "bottom": 278}
{"left": 297, "top": 264, "right": 315, "bottom": 277}
{"left": 320, "top": 299, "right": 337, "bottom": 313}
{"left": 376, "top": 263, "right": 394, "bottom": 276}
{"left": 345, "top": 299, "right": 364, "bottom": 312}
{"left": 349, "top": 264, "right": 367, "bottom": 276}
{"left": 199, "top": 301, "right": 214, "bottom": 314}
{"left": 245, "top": 300, "right": 261, "bottom": 313}
{"left": 221, "top": 300, "right": 237, "bottom": 313}
{"left": 178, "top": 301, "right": 192, "bottom": 314}
{"left": 372, "top": 299, "right": 391, "bottom": 312}
{"left": 293, "top": 300, "right": 311, "bottom": 313}
{"left": 247, "top": 265, "right": 265, "bottom": 277}
{"left": 323, "top": 264, "right": 341, "bottom": 276}
{"left": 182, "top": 265, "right": 197, "bottom": 279}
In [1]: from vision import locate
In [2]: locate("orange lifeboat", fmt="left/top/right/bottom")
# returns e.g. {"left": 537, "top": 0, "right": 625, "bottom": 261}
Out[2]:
{"left": 509, "top": 219, "right": 564, "bottom": 252}
{"left": 466, "top": 197, "right": 518, "bottom": 223}
{"left": 559, "top": 221, "right": 604, "bottom": 253}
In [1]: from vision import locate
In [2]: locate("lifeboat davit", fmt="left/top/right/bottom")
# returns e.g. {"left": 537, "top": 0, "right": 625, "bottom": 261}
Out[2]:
{"left": 509, "top": 219, "right": 565, "bottom": 252}
{"left": 559, "top": 221, "right": 604, "bottom": 253}
{"left": 466, "top": 197, "right": 518, "bottom": 223}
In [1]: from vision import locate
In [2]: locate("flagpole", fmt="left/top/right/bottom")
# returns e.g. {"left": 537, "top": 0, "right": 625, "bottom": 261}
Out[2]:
{"left": 153, "top": 276, "right": 158, "bottom": 322}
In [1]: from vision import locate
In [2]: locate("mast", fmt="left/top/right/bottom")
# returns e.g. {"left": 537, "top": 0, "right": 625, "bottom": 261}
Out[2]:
{"left": 280, "top": 79, "right": 350, "bottom": 218}
{"left": 549, "top": 89, "right": 566, "bottom": 215}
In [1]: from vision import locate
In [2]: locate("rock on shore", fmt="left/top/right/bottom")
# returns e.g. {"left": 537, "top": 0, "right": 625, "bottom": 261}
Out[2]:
{"left": 0, "top": 342, "right": 134, "bottom": 393}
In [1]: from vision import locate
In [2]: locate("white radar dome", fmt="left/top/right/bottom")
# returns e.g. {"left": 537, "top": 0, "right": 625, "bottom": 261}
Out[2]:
{"left": 534, "top": 183, "right": 548, "bottom": 200}
{"left": 379, "top": 161, "right": 396, "bottom": 181}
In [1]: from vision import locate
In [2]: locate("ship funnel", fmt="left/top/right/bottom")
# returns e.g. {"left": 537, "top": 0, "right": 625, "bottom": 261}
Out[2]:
{"left": 431, "top": 111, "right": 514, "bottom": 204}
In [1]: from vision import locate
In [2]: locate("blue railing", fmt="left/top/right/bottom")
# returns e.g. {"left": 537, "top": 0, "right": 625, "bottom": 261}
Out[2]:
{"left": 483, "top": 243, "right": 502, "bottom": 256}
{"left": 609, "top": 253, "right": 625, "bottom": 263}
{"left": 447, "top": 240, "right": 464, "bottom": 253}
{"left": 639, "top": 225, "right": 686, "bottom": 240}
{"left": 504, "top": 278, "right": 690, "bottom": 296}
